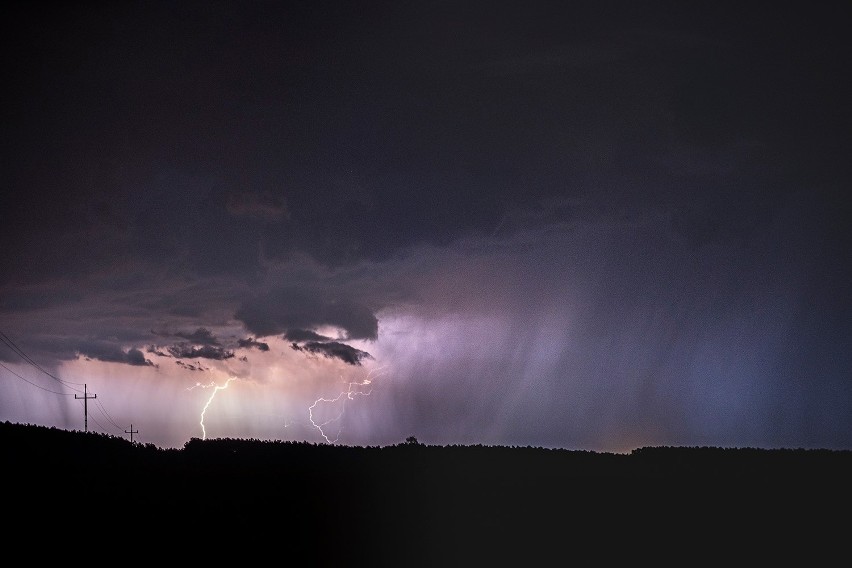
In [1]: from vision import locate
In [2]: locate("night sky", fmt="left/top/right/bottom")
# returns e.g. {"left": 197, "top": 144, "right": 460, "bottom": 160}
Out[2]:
{"left": 1, "top": 1, "right": 849, "bottom": 451}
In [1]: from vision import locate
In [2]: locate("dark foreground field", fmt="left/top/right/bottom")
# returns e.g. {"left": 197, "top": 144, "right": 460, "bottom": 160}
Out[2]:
{"left": 4, "top": 420, "right": 849, "bottom": 564}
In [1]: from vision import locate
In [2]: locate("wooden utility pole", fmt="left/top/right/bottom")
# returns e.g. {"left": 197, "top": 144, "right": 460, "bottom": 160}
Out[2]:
{"left": 75, "top": 384, "right": 96, "bottom": 432}
{"left": 125, "top": 424, "right": 138, "bottom": 443}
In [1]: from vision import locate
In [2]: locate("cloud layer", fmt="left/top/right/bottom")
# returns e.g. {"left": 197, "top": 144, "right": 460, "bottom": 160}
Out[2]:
{"left": 0, "top": 2, "right": 849, "bottom": 451}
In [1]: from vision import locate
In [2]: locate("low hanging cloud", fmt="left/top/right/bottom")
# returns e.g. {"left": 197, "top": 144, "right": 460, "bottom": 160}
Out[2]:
{"left": 175, "top": 360, "right": 209, "bottom": 372}
{"left": 167, "top": 344, "right": 235, "bottom": 360}
{"left": 290, "top": 340, "right": 373, "bottom": 366}
{"left": 237, "top": 337, "right": 270, "bottom": 351}
{"left": 174, "top": 327, "right": 220, "bottom": 345}
{"left": 146, "top": 327, "right": 239, "bottom": 360}
{"left": 235, "top": 288, "right": 378, "bottom": 340}
{"left": 283, "top": 329, "right": 332, "bottom": 342}
{"left": 152, "top": 327, "right": 221, "bottom": 346}
{"left": 284, "top": 324, "right": 374, "bottom": 365}
{"left": 78, "top": 343, "right": 155, "bottom": 367}
{"left": 146, "top": 345, "right": 170, "bottom": 357}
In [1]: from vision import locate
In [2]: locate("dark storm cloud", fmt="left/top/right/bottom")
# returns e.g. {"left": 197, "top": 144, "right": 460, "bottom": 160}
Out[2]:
{"left": 284, "top": 321, "right": 374, "bottom": 365}
{"left": 167, "top": 344, "right": 234, "bottom": 361}
{"left": 0, "top": 333, "right": 70, "bottom": 364}
{"left": 2, "top": 0, "right": 846, "bottom": 278}
{"left": 146, "top": 345, "right": 170, "bottom": 357}
{"left": 484, "top": 44, "right": 624, "bottom": 76}
{"left": 170, "top": 327, "right": 220, "bottom": 346}
{"left": 283, "top": 329, "right": 332, "bottom": 342}
{"left": 78, "top": 343, "right": 155, "bottom": 367}
{"left": 236, "top": 288, "right": 378, "bottom": 340}
{"left": 290, "top": 341, "right": 372, "bottom": 366}
{"left": 0, "top": 287, "right": 84, "bottom": 313}
{"left": 1, "top": 326, "right": 163, "bottom": 367}
{"left": 0, "top": 1, "right": 849, "bottom": 452}
{"left": 175, "top": 360, "right": 208, "bottom": 372}
{"left": 237, "top": 337, "right": 270, "bottom": 351}
{"left": 124, "top": 348, "right": 154, "bottom": 367}
{"left": 226, "top": 191, "right": 288, "bottom": 222}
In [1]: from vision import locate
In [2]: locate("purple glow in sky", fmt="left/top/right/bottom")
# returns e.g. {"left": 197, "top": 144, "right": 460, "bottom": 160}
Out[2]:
{"left": 1, "top": 1, "right": 849, "bottom": 451}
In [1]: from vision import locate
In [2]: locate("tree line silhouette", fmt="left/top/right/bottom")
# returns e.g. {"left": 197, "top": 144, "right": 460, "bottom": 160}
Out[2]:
{"left": 4, "top": 420, "right": 848, "bottom": 565}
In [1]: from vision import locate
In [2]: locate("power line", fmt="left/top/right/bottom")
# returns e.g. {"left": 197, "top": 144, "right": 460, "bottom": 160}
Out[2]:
{"left": 0, "top": 361, "right": 74, "bottom": 396}
{"left": 1, "top": 330, "right": 138, "bottom": 441}
{"left": 94, "top": 398, "right": 124, "bottom": 431}
{"left": 2, "top": 353, "right": 128, "bottom": 436}
{"left": 83, "top": 408, "right": 107, "bottom": 434}
{"left": 0, "top": 331, "right": 84, "bottom": 389}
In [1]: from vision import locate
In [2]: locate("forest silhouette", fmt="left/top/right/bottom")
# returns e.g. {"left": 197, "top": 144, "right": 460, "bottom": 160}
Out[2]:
{"left": 4, "top": 420, "right": 848, "bottom": 564}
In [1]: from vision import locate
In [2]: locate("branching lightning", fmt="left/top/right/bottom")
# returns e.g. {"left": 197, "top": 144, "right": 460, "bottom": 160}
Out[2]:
{"left": 308, "top": 365, "right": 388, "bottom": 444}
{"left": 180, "top": 362, "right": 389, "bottom": 444}
{"left": 187, "top": 377, "right": 237, "bottom": 440}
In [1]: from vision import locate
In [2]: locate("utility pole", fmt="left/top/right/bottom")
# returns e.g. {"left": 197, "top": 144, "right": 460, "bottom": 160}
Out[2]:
{"left": 125, "top": 424, "right": 138, "bottom": 443}
{"left": 75, "top": 384, "right": 96, "bottom": 432}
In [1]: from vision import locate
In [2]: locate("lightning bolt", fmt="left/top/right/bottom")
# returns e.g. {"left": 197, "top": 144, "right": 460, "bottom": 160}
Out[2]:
{"left": 186, "top": 377, "right": 236, "bottom": 440}
{"left": 309, "top": 365, "right": 388, "bottom": 444}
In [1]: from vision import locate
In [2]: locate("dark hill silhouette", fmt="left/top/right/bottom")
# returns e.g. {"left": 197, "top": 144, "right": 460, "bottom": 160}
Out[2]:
{"left": 3, "top": 420, "right": 848, "bottom": 565}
